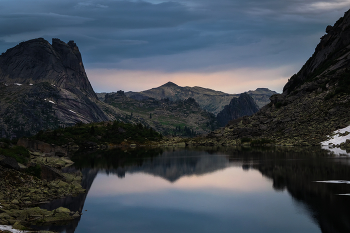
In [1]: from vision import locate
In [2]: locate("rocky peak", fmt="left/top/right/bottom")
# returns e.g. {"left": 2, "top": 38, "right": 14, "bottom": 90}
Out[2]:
{"left": 283, "top": 9, "right": 350, "bottom": 94}
{"left": 216, "top": 93, "right": 259, "bottom": 127}
{"left": 0, "top": 38, "right": 97, "bottom": 99}
{"left": 162, "top": 81, "right": 178, "bottom": 87}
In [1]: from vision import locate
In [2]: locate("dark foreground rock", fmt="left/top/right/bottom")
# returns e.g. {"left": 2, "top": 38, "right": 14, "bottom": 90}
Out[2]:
{"left": 0, "top": 157, "right": 20, "bottom": 170}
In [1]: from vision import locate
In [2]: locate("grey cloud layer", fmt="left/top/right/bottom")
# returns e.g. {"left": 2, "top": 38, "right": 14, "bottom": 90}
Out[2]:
{"left": 1, "top": 0, "right": 349, "bottom": 72}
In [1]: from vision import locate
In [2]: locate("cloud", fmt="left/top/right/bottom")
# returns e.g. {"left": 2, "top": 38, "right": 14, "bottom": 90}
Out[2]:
{"left": 1, "top": 0, "right": 350, "bottom": 92}
{"left": 295, "top": 0, "right": 350, "bottom": 13}
{"left": 0, "top": 13, "right": 92, "bottom": 40}
{"left": 76, "top": 2, "right": 109, "bottom": 8}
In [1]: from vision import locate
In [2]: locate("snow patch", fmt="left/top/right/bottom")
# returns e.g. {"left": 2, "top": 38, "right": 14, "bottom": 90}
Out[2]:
{"left": 69, "top": 110, "right": 77, "bottom": 114}
{"left": 29, "top": 83, "right": 33, "bottom": 86}
{"left": 0, "top": 225, "right": 28, "bottom": 232}
{"left": 315, "top": 180, "right": 350, "bottom": 184}
{"left": 321, "top": 125, "right": 350, "bottom": 156}
{"left": 44, "top": 99, "right": 55, "bottom": 104}
{"left": 14, "top": 83, "right": 22, "bottom": 86}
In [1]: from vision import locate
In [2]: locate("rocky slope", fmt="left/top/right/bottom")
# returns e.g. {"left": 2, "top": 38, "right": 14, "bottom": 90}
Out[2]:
{"left": 216, "top": 93, "right": 259, "bottom": 127}
{"left": 204, "top": 9, "right": 350, "bottom": 146}
{"left": 98, "top": 83, "right": 276, "bottom": 115}
{"left": 104, "top": 91, "right": 217, "bottom": 136}
{"left": 0, "top": 38, "right": 109, "bottom": 138}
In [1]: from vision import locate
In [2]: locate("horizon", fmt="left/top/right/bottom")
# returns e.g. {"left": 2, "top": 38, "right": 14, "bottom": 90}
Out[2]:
{"left": 2, "top": 1, "right": 350, "bottom": 93}
{"left": 95, "top": 80, "right": 274, "bottom": 95}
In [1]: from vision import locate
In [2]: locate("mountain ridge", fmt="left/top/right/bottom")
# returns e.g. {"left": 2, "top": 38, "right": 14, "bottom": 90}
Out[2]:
{"left": 97, "top": 83, "right": 277, "bottom": 115}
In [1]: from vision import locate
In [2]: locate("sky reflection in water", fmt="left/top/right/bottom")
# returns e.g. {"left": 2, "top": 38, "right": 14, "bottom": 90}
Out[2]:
{"left": 75, "top": 156, "right": 319, "bottom": 233}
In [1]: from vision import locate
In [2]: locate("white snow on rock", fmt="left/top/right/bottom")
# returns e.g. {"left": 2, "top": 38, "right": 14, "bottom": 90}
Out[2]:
{"left": 315, "top": 180, "right": 350, "bottom": 184}
{"left": 44, "top": 99, "right": 55, "bottom": 104}
{"left": 0, "top": 225, "right": 28, "bottom": 232}
{"left": 14, "top": 83, "right": 22, "bottom": 86}
{"left": 321, "top": 125, "right": 350, "bottom": 156}
{"left": 69, "top": 110, "right": 77, "bottom": 114}
{"left": 29, "top": 83, "right": 33, "bottom": 86}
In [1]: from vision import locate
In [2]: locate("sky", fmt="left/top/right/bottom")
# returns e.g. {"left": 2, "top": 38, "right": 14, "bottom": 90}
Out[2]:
{"left": 1, "top": 0, "right": 350, "bottom": 94}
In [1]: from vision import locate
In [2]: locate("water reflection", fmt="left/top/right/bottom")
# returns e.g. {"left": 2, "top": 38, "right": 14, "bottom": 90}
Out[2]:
{"left": 39, "top": 147, "right": 350, "bottom": 233}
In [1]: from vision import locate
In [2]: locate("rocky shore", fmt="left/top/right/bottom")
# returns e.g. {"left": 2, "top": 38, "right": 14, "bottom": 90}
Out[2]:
{"left": 0, "top": 140, "right": 86, "bottom": 232}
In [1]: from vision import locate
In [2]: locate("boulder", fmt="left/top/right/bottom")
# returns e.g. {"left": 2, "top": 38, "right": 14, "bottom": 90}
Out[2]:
{"left": 17, "top": 138, "right": 68, "bottom": 157}
{"left": 41, "top": 165, "right": 65, "bottom": 181}
{"left": 0, "top": 157, "right": 20, "bottom": 170}
{"left": 55, "top": 207, "right": 70, "bottom": 213}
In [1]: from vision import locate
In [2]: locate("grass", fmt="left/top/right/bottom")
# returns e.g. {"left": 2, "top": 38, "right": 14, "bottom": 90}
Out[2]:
{"left": 0, "top": 146, "right": 30, "bottom": 165}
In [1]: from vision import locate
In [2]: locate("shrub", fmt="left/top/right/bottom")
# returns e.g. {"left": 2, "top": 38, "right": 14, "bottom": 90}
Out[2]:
{"left": 241, "top": 138, "right": 252, "bottom": 143}
{"left": 251, "top": 138, "right": 274, "bottom": 146}
{"left": 0, "top": 146, "right": 30, "bottom": 164}
{"left": 26, "top": 164, "right": 42, "bottom": 179}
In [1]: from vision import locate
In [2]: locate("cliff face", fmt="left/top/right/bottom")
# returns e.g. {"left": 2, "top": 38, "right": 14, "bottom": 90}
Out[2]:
{"left": 283, "top": 12, "right": 350, "bottom": 94}
{"left": 0, "top": 38, "right": 96, "bottom": 99}
{"left": 205, "top": 9, "right": 350, "bottom": 146}
{"left": 0, "top": 38, "right": 109, "bottom": 138}
{"left": 216, "top": 93, "right": 259, "bottom": 127}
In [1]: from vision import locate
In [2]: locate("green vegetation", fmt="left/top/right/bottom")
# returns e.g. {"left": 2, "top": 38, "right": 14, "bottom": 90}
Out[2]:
{"left": 32, "top": 121, "right": 163, "bottom": 146}
{"left": 25, "top": 164, "right": 42, "bottom": 179}
{"left": 0, "top": 145, "right": 30, "bottom": 164}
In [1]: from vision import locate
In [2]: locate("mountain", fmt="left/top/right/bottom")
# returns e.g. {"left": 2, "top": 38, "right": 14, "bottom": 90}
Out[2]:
{"left": 245, "top": 88, "right": 278, "bottom": 109}
{"left": 98, "top": 83, "right": 277, "bottom": 115}
{"left": 204, "top": 9, "right": 350, "bottom": 146}
{"left": 104, "top": 91, "right": 217, "bottom": 135}
{"left": 0, "top": 38, "right": 109, "bottom": 138}
{"left": 216, "top": 93, "right": 259, "bottom": 127}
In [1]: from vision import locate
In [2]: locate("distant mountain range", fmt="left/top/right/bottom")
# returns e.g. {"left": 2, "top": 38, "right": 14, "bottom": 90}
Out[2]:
{"left": 0, "top": 38, "right": 276, "bottom": 138}
{"left": 97, "top": 83, "right": 277, "bottom": 115}
{"left": 104, "top": 91, "right": 217, "bottom": 136}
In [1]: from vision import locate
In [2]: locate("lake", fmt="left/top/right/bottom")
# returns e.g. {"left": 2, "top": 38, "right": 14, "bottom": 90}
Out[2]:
{"left": 36, "top": 147, "right": 350, "bottom": 233}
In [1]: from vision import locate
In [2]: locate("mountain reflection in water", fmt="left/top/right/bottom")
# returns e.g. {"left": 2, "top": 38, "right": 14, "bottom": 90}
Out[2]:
{"left": 37, "top": 147, "right": 350, "bottom": 233}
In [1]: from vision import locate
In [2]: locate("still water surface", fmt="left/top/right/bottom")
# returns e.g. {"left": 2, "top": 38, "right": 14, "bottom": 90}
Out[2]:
{"left": 39, "top": 147, "right": 350, "bottom": 233}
